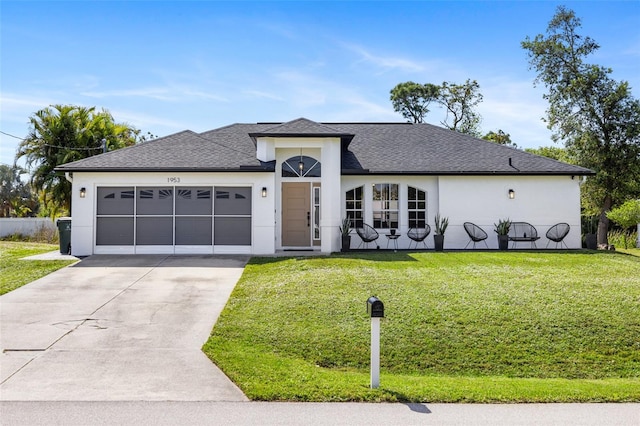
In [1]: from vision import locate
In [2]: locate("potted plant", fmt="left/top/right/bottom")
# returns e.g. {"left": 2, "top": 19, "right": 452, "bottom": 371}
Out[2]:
{"left": 494, "top": 218, "right": 511, "bottom": 250}
{"left": 582, "top": 214, "right": 598, "bottom": 250}
{"left": 339, "top": 217, "right": 352, "bottom": 252}
{"left": 434, "top": 213, "right": 448, "bottom": 251}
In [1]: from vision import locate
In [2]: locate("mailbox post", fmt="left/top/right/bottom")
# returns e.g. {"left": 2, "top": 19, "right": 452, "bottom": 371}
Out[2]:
{"left": 366, "top": 296, "right": 384, "bottom": 389}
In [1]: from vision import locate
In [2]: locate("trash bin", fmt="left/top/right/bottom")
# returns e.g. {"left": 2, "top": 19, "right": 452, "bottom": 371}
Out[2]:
{"left": 56, "top": 217, "right": 72, "bottom": 254}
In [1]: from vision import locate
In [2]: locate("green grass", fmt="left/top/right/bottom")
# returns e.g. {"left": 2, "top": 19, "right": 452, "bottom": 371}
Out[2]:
{"left": 203, "top": 251, "right": 640, "bottom": 402}
{"left": 0, "top": 241, "right": 77, "bottom": 295}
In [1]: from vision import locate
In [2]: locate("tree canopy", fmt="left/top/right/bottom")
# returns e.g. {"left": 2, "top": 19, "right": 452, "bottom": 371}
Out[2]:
{"left": 390, "top": 81, "right": 440, "bottom": 123}
{"left": 390, "top": 79, "right": 483, "bottom": 137}
{"left": 0, "top": 164, "right": 34, "bottom": 217}
{"left": 524, "top": 146, "right": 574, "bottom": 164}
{"left": 522, "top": 6, "right": 640, "bottom": 244}
{"left": 607, "top": 199, "right": 640, "bottom": 230}
{"left": 438, "top": 79, "right": 483, "bottom": 137}
{"left": 16, "top": 105, "right": 146, "bottom": 216}
{"left": 482, "top": 129, "right": 516, "bottom": 147}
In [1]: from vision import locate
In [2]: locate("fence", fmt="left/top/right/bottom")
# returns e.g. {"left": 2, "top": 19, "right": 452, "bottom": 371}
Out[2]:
{"left": 0, "top": 218, "right": 57, "bottom": 238}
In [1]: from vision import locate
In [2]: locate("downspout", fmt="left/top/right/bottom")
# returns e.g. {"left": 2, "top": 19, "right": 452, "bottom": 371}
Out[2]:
{"left": 65, "top": 172, "right": 73, "bottom": 183}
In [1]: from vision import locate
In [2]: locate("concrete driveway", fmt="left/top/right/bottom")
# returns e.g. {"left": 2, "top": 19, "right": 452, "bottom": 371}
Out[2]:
{"left": 0, "top": 255, "right": 249, "bottom": 401}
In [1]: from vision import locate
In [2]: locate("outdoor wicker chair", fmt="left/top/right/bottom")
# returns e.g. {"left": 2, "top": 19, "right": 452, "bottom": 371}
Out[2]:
{"left": 407, "top": 226, "right": 431, "bottom": 249}
{"left": 356, "top": 223, "right": 380, "bottom": 249}
{"left": 463, "top": 222, "right": 489, "bottom": 249}
{"left": 546, "top": 223, "right": 570, "bottom": 249}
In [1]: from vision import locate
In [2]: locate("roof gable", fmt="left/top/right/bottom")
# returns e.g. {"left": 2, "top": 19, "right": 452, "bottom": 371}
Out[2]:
{"left": 248, "top": 118, "right": 354, "bottom": 139}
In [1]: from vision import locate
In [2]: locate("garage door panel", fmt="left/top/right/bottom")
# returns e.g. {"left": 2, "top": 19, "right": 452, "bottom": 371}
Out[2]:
{"left": 97, "top": 187, "right": 134, "bottom": 215}
{"left": 137, "top": 188, "right": 173, "bottom": 215}
{"left": 96, "top": 217, "right": 134, "bottom": 245}
{"left": 214, "top": 217, "right": 251, "bottom": 246}
{"left": 136, "top": 217, "right": 173, "bottom": 245}
{"left": 176, "top": 187, "right": 212, "bottom": 215}
{"left": 176, "top": 217, "right": 212, "bottom": 245}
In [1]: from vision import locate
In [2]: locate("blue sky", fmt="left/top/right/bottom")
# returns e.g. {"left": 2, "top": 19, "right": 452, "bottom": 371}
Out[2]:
{"left": 1, "top": 1, "right": 639, "bottom": 168}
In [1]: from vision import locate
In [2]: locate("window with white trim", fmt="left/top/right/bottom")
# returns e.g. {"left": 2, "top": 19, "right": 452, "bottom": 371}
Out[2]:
{"left": 345, "top": 186, "right": 364, "bottom": 229}
{"left": 372, "top": 183, "right": 398, "bottom": 229}
{"left": 282, "top": 155, "right": 321, "bottom": 177}
{"left": 313, "top": 186, "right": 320, "bottom": 240}
{"left": 407, "top": 186, "right": 427, "bottom": 228}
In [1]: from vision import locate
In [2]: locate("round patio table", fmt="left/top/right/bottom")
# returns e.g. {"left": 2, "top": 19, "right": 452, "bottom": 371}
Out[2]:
{"left": 386, "top": 234, "right": 400, "bottom": 252}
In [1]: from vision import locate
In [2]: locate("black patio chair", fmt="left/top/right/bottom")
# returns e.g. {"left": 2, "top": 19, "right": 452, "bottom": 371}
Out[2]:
{"left": 356, "top": 223, "right": 380, "bottom": 249}
{"left": 463, "top": 222, "right": 489, "bottom": 249}
{"left": 546, "top": 223, "right": 570, "bottom": 249}
{"left": 407, "top": 226, "right": 431, "bottom": 249}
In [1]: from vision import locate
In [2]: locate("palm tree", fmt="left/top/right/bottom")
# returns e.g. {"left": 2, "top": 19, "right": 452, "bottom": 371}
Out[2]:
{"left": 16, "top": 105, "right": 143, "bottom": 216}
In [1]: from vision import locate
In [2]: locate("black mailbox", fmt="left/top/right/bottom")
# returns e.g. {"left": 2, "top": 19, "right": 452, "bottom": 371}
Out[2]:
{"left": 367, "top": 296, "right": 384, "bottom": 318}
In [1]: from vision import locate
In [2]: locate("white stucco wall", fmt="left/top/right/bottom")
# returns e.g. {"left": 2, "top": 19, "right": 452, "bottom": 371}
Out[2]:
{"left": 69, "top": 171, "right": 275, "bottom": 256}
{"left": 341, "top": 174, "right": 582, "bottom": 250}
{"left": 70, "top": 168, "right": 583, "bottom": 255}
{"left": 439, "top": 175, "right": 582, "bottom": 249}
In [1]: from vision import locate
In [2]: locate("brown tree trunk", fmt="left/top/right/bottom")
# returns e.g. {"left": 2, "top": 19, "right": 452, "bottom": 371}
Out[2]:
{"left": 598, "top": 195, "right": 612, "bottom": 246}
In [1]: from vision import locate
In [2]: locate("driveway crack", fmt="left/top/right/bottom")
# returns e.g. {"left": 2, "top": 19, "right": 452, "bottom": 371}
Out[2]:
{"left": 45, "top": 255, "right": 170, "bottom": 348}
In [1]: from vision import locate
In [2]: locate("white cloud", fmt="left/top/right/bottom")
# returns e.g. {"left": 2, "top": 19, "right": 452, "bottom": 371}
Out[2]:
{"left": 341, "top": 43, "right": 428, "bottom": 73}
{"left": 81, "top": 86, "right": 227, "bottom": 102}
{"left": 478, "top": 77, "right": 554, "bottom": 148}
{"left": 108, "top": 109, "right": 188, "bottom": 132}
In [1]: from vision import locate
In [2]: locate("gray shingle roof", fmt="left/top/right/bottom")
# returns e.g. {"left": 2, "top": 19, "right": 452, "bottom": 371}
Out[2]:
{"left": 56, "top": 130, "right": 271, "bottom": 172}
{"left": 331, "top": 122, "right": 591, "bottom": 175}
{"left": 248, "top": 117, "right": 354, "bottom": 139}
{"left": 56, "top": 119, "right": 593, "bottom": 176}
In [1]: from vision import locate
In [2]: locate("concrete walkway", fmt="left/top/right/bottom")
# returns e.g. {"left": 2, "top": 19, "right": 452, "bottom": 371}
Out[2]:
{"left": 0, "top": 255, "right": 249, "bottom": 401}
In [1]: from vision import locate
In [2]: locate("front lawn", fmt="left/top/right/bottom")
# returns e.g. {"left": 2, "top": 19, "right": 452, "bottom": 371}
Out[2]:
{"left": 0, "top": 241, "right": 77, "bottom": 295}
{"left": 203, "top": 251, "right": 640, "bottom": 402}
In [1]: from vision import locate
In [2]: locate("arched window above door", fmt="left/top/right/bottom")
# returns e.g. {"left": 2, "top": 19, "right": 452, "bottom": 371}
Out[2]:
{"left": 282, "top": 155, "right": 321, "bottom": 177}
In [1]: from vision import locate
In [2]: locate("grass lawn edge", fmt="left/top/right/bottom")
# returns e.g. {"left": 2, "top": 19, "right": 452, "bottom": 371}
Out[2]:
{"left": 204, "top": 339, "right": 640, "bottom": 403}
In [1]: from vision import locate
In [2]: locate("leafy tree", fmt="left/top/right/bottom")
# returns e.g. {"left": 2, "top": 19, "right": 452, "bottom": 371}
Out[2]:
{"left": 390, "top": 81, "right": 440, "bottom": 123}
{"left": 522, "top": 6, "right": 640, "bottom": 245}
{"left": 438, "top": 79, "right": 483, "bottom": 136}
{"left": 16, "top": 105, "right": 144, "bottom": 216}
{"left": 607, "top": 200, "right": 640, "bottom": 248}
{"left": 0, "top": 164, "right": 37, "bottom": 217}
{"left": 607, "top": 200, "right": 640, "bottom": 230}
{"left": 1, "top": 164, "right": 25, "bottom": 217}
{"left": 482, "top": 130, "right": 517, "bottom": 147}
{"left": 524, "top": 146, "right": 574, "bottom": 164}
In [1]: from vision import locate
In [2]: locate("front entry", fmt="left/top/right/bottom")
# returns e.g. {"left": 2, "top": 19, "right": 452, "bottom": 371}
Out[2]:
{"left": 282, "top": 182, "right": 311, "bottom": 247}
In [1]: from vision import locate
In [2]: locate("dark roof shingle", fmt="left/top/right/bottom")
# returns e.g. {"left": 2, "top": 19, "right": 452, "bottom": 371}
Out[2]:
{"left": 56, "top": 119, "right": 593, "bottom": 176}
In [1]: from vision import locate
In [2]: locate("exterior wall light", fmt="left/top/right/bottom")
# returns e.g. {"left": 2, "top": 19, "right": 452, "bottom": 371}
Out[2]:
{"left": 298, "top": 149, "right": 304, "bottom": 173}
{"left": 80, "top": 187, "right": 87, "bottom": 198}
{"left": 261, "top": 187, "right": 267, "bottom": 198}
{"left": 508, "top": 189, "right": 515, "bottom": 199}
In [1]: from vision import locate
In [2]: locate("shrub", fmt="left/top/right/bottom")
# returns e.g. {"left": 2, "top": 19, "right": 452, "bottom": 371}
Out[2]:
{"left": 608, "top": 229, "right": 638, "bottom": 249}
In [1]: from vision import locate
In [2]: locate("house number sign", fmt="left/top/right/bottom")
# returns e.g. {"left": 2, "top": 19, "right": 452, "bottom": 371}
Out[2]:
{"left": 167, "top": 177, "right": 181, "bottom": 183}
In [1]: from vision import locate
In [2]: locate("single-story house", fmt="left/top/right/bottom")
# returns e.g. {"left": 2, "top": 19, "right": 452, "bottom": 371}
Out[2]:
{"left": 56, "top": 118, "right": 593, "bottom": 256}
